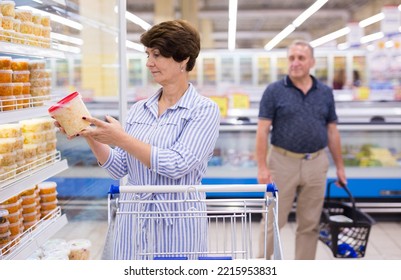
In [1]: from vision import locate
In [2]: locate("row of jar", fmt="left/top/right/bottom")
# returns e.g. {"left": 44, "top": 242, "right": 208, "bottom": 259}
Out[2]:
{"left": 0, "top": 181, "right": 59, "bottom": 255}
{"left": 0, "top": 2, "right": 51, "bottom": 27}
{"left": 0, "top": 2, "right": 52, "bottom": 48}
{"left": 0, "top": 119, "right": 57, "bottom": 181}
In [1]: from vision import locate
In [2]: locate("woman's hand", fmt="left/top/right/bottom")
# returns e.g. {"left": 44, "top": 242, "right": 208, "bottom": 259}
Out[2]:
{"left": 53, "top": 119, "right": 77, "bottom": 140}
{"left": 79, "top": 115, "right": 125, "bottom": 146}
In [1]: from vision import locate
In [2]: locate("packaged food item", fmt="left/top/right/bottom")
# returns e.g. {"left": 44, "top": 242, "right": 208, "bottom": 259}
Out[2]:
{"left": 40, "top": 199, "right": 57, "bottom": 211}
{"left": 11, "top": 59, "right": 29, "bottom": 71}
{"left": 0, "top": 82, "right": 13, "bottom": 96}
{"left": 21, "top": 193, "right": 36, "bottom": 205}
{"left": 0, "top": 56, "right": 12, "bottom": 70}
{"left": 0, "top": 69, "right": 12, "bottom": 83}
{"left": 48, "top": 92, "right": 92, "bottom": 137}
{"left": 0, "top": 138, "right": 16, "bottom": 153}
{"left": 0, "top": 96, "right": 16, "bottom": 111}
{"left": 23, "top": 131, "right": 46, "bottom": 144}
{"left": 19, "top": 118, "right": 45, "bottom": 133}
{"left": 37, "top": 181, "right": 57, "bottom": 194}
{"left": 41, "top": 15, "right": 51, "bottom": 27}
{"left": 12, "top": 70, "right": 30, "bottom": 83}
{"left": 0, "top": 123, "right": 22, "bottom": 138}
{"left": 0, "top": 1, "right": 16, "bottom": 17}
{"left": 68, "top": 239, "right": 91, "bottom": 260}
{"left": 40, "top": 191, "right": 57, "bottom": 203}
{"left": 22, "top": 211, "right": 37, "bottom": 223}
{"left": 5, "top": 210, "right": 20, "bottom": 223}
{"left": 1, "top": 16, "right": 13, "bottom": 30}
{"left": 15, "top": 9, "right": 33, "bottom": 22}
{"left": 32, "top": 13, "right": 42, "bottom": 24}
{"left": 0, "top": 198, "right": 21, "bottom": 214}
{"left": 28, "top": 59, "right": 46, "bottom": 70}
{"left": 0, "top": 151, "right": 16, "bottom": 166}
{"left": 23, "top": 143, "right": 38, "bottom": 158}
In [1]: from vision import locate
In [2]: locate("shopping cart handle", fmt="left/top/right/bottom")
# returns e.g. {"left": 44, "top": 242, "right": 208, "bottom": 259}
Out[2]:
{"left": 109, "top": 184, "right": 120, "bottom": 194}
{"left": 266, "top": 183, "right": 278, "bottom": 193}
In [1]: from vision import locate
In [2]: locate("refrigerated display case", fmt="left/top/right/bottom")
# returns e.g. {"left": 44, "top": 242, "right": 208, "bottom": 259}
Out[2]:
{"left": 0, "top": 0, "right": 123, "bottom": 259}
{"left": 204, "top": 104, "right": 401, "bottom": 213}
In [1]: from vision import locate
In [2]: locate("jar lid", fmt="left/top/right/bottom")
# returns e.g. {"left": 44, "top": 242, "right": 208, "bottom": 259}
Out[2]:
{"left": 48, "top": 92, "right": 79, "bottom": 113}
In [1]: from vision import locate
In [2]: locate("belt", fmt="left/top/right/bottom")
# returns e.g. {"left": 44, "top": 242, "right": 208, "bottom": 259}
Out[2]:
{"left": 272, "top": 145, "right": 322, "bottom": 160}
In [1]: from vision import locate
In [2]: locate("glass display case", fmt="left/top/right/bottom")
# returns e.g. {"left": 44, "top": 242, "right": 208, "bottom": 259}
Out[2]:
{"left": 205, "top": 104, "right": 401, "bottom": 208}
{"left": 0, "top": 0, "right": 122, "bottom": 259}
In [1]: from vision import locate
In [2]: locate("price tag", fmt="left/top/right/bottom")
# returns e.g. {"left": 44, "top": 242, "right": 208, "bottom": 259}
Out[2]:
{"left": 232, "top": 93, "right": 250, "bottom": 109}
{"left": 209, "top": 96, "right": 228, "bottom": 117}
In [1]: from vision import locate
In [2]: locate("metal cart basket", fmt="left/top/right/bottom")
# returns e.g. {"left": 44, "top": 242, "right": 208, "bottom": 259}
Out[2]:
{"left": 102, "top": 184, "right": 283, "bottom": 260}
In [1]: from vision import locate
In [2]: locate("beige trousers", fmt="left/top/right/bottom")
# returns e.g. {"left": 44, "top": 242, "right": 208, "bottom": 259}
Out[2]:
{"left": 258, "top": 148, "right": 329, "bottom": 260}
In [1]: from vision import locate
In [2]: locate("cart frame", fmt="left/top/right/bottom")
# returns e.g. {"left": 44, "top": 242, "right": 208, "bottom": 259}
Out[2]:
{"left": 103, "top": 184, "right": 283, "bottom": 260}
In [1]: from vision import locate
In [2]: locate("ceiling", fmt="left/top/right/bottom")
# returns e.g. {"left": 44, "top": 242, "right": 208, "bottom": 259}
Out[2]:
{"left": 125, "top": 0, "right": 399, "bottom": 50}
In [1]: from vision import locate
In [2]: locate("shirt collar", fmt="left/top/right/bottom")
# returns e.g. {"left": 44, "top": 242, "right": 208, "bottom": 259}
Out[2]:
{"left": 284, "top": 75, "right": 318, "bottom": 90}
{"left": 144, "top": 83, "right": 195, "bottom": 110}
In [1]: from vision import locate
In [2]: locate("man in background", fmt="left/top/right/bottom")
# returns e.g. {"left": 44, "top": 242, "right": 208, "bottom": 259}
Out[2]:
{"left": 256, "top": 40, "right": 347, "bottom": 259}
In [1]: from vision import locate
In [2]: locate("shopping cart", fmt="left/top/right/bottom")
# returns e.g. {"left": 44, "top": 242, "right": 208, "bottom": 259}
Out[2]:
{"left": 319, "top": 181, "right": 375, "bottom": 258}
{"left": 102, "top": 184, "right": 283, "bottom": 260}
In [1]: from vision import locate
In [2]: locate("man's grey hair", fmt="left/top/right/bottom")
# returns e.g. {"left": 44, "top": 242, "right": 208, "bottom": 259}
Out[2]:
{"left": 288, "top": 39, "right": 314, "bottom": 58}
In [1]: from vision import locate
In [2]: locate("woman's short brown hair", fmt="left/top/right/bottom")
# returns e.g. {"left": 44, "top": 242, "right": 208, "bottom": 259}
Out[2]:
{"left": 140, "top": 19, "right": 200, "bottom": 71}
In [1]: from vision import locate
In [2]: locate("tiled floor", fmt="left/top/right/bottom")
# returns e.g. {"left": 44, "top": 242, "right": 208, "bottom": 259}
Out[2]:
{"left": 52, "top": 199, "right": 401, "bottom": 260}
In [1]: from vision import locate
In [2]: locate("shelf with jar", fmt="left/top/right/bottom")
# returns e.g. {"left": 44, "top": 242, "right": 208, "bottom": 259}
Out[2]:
{"left": 0, "top": 2, "right": 71, "bottom": 259}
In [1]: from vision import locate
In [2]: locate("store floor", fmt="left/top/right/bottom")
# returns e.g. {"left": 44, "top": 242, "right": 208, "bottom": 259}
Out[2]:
{"left": 52, "top": 199, "right": 401, "bottom": 260}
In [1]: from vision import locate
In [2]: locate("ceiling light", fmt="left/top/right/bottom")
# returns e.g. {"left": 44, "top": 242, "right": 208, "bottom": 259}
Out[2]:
{"left": 18, "top": 6, "right": 83, "bottom": 30}
{"left": 126, "top": 40, "right": 145, "bottom": 52}
{"left": 292, "top": 0, "right": 328, "bottom": 27}
{"left": 228, "top": 0, "right": 238, "bottom": 50}
{"left": 310, "top": 27, "right": 350, "bottom": 47}
{"left": 359, "top": 13, "right": 385, "bottom": 28}
{"left": 264, "top": 0, "right": 328, "bottom": 50}
{"left": 360, "top": 32, "right": 384, "bottom": 44}
{"left": 114, "top": 6, "right": 152, "bottom": 31}
{"left": 264, "top": 24, "right": 295, "bottom": 51}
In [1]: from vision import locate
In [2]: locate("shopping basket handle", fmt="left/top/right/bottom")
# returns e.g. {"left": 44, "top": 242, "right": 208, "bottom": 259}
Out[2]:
{"left": 326, "top": 180, "right": 357, "bottom": 222}
{"left": 108, "top": 183, "right": 278, "bottom": 195}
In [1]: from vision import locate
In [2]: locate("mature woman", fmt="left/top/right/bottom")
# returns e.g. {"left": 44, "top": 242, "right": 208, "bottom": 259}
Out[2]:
{"left": 57, "top": 20, "right": 220, "bottom": 259}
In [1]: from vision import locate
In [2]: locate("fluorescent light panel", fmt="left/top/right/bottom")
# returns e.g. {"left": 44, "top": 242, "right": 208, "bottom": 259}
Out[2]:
{"left": 292, "top": 0, "right": 328, "bottom": 27}
{"left": 228, "top": 0, "right": 238, "bottom": 50}
{"left": 359, "top": 13, "right": 385, "bottom": 28}
{"left": 264, "top": 24, "right": 295, "bottom": 51}
{"left": 360, "top": 32, "right": 384, "bottom": 44}
{"left": 125, "top": 11, "right": 151, "bottom": 30}
{"left": 126, "top": 40, "right": 145, "bottom": 52}
{"left": 264, "top": 0, "right": 328, "bottom": 50}
{"left": 310, "top": 27, "right": 350, "bottom": 47}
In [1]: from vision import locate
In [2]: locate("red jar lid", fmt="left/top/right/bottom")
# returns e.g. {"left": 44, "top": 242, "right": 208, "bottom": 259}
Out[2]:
{"left": 48, "top": 91, "right": 79, "bottom": 113}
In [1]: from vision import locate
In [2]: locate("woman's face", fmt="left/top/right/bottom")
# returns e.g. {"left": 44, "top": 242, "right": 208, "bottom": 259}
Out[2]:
{"left": 145, "top": 47, "right": 181, "bottom": 85}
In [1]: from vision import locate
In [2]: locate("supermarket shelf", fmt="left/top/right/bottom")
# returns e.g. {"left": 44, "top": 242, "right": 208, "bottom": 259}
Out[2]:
{"left": 0, "top": 42, "right": 65, "bottom": 59}
{"left": 0, "top": 107, "right": 51, "bottom": 125}
{"left": 0, "top": 159, "right": 68, "bottom": 203}
{"left": 1, "top": 209, "right": 68, "bottom": 260}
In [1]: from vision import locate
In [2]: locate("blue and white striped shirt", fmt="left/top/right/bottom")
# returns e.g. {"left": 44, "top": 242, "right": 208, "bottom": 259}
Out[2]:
{"left": 102, "top": 83, "right": 220, "bottom": 259}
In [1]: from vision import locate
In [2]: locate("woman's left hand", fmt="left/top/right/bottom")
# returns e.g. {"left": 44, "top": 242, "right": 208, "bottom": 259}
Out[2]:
{"left": 79, "top": 115, "right": 125, "bottom": 146}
